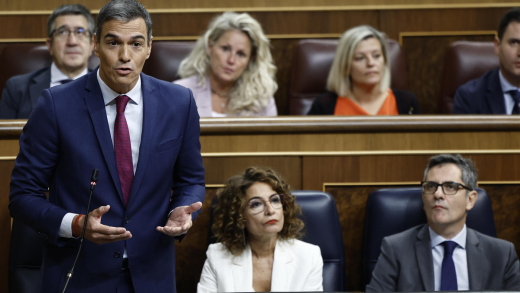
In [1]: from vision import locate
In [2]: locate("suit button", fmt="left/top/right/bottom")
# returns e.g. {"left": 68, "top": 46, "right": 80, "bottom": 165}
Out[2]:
{"left": 125, "top": 217, "right": 130, "bottom": 224}
{"left": 114, "top": 252, "right": 121, "bottom": 258}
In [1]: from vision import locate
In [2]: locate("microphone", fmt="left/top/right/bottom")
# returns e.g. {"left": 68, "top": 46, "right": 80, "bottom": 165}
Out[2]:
{"left": 61, "top": 169, "right": 99, "bottom": 293}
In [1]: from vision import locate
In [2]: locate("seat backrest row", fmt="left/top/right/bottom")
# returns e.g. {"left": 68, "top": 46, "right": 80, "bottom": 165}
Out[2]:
{"left": 10, "top": 187, "right": 495, "bottom": 292}
{"left": 0, "top": 41, "right": 498, "bottom": 115}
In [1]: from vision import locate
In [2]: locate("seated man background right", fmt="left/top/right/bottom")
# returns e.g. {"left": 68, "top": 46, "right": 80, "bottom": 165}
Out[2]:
{"left": 453, "top": 8, "right": 520, "bottom": 114}
{"left": 366, "top": 154, "right": 520, "bottom": 292}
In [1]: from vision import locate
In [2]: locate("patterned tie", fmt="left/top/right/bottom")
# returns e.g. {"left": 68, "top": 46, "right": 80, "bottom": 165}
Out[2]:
{"left": 510, "top": 90, "right": 520, "bottom": 114}
{"left": 59, "top": 79, "right": 73, "bottom": 84}
{"left": 440, "top": 241, "right": 458, "bottom": 291}
{"left": 114, "top": 95, "right": 133, "bottom": 206}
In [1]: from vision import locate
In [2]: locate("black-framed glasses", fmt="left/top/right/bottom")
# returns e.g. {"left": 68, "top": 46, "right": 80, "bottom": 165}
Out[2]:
{"left": 52, "top": 27, "right": 89, "bottom": 40}
{"left": 421, "top": 181, "right": 472, "bottom": 195}
{"left": 246, "top": 193, "right": 285, "bottom": 215}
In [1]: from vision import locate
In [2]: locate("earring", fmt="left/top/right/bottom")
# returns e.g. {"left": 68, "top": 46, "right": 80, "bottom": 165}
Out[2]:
{"left": 242, "top": 229, "right": 246, "bottom": 247}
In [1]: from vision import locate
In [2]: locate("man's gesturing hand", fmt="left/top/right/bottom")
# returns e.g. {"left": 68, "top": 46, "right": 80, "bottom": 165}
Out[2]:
{"left": 75, "top": 205, "right": 132, "bottom": 244}
{"left": 156, "top": 202, "right": 202, "bottom": 237}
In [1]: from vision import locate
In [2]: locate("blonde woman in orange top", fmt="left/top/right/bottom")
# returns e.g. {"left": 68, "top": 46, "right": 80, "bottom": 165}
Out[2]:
{"left": 307, "top": 25, "right": 419, "bottom": 115}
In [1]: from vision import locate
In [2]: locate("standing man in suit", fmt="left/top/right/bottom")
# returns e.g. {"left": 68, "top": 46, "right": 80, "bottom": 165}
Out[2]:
{"left": 8, "top": 0, "right": 205, "bottom": 292}
{"left": 0, "top": 4, "right": 94, "bottom": 119}
{"left": 366, "top": 154, "right": 520, "bottom": 292}
{"left": 453, "top": 8, "right": 520, "bottom": 114}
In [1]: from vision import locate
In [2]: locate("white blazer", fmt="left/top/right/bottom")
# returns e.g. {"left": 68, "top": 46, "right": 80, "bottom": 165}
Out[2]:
{"left": 197, "top": 239, "right": 323, "bottom": 292}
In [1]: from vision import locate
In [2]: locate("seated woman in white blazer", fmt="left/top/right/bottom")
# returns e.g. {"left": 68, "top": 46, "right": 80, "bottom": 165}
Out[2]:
{"left": 197, "top": 167, "right": 323, "bottom": 292}
{"left": 174, "top": 12, "right": 278, "bottom": 117}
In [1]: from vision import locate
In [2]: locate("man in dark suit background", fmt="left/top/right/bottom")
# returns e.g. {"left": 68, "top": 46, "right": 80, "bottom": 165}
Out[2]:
{"left": 453, "top": 8, "right": 520, "bottom": 114}
{"left": 366, "top": 154, "right": 520, "bottom": 292}
{"left": 8, "top": 0, "right": 205, "bottom": 292}
{"left": 0, "top": 4, "right": 94, "bottom": 119}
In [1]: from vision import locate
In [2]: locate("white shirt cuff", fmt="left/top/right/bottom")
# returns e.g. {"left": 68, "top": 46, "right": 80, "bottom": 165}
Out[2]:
{"left": 59, "top": 213, "right": 78, "bottom": 238}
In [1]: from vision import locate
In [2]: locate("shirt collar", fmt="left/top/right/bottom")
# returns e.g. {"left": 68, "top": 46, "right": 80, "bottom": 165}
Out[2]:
{"left": 499, "top": 69, "right": 519, "bottom": 94}
{"left": 429, "top": 224, "right": 467, "bottom": 250}
{"left": 96, "top": 68, "right": 142, "bottom": 106}
{"left": 50, "top": 62, "right": 88, "bottom": 84}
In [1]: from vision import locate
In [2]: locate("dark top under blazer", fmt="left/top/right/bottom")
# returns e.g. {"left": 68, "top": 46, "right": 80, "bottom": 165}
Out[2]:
{"left": 452, "top": 68, "right": 507, "bottom": 114}
{"left": 366, "top": 224, "right": 520, "bottom": 292}
{"left": 0, "top": 67, "right": 51, "bottom": 119}
{"left": 8, "top": 69, "right": 206, "bottom": 293}
{"left": 307, "top": 89, "right": 419, "bottom": 115}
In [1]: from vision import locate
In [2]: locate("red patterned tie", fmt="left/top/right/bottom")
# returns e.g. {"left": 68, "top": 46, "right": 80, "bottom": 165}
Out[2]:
{"left": 114, "top": 95, "right": 134, "bottom": 206}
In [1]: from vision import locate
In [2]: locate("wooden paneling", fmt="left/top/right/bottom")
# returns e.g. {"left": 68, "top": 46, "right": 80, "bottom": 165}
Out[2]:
{"left": 379, "top": 8, "right": 508, "bottom": 39}
{"left": 1, "top": 0, "right": 519, "bottom": 11}
{"left": 203, "top": 156, "right": 302, "bottom": 189}
{"left": 478, "top": 183, "right": 520, "bottom": 246}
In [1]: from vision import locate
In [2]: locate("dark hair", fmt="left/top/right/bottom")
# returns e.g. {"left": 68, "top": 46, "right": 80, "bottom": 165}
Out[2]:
{"left": 423, "top": 154, "right": 478, "bottom": 191}
{"left": 212, "top": 167, "right": 304, "bottom": 256}
{"left": 47, "top": 4, "right": 95, "bottom": 40}
{"left": 96, "top": 0, "right": 152, "bottom": 45}
{"left": 498, "top": 8, "right": 520, "bottom": 40}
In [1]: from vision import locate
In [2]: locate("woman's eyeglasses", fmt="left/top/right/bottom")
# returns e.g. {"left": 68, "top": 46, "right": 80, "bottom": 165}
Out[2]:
{"left": 246, "top": 193, "right": 285, "bottom": 215}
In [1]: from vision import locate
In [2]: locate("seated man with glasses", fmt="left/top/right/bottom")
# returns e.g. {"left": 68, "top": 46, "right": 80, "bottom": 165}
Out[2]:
{"left": 366, "top": 154, "right": 520, "bottom": 292}
{"left": 198, "top": 166, "right": 323, "bottom": 292}
{"left": 0, "top": 4, "right": 94, "bottom": 119}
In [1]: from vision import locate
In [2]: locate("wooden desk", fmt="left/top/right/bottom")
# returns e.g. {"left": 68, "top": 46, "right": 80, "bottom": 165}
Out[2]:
{"left": 1, "top": 116, "right": 520, "bottom": 292}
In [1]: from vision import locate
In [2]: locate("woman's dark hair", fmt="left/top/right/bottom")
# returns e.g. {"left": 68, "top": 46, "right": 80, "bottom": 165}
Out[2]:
{"left": 212, "top": 166, "right": 304, "bottom": 255}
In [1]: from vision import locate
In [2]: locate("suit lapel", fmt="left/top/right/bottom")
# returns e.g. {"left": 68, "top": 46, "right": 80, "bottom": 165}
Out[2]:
{"left": 271, "top": 240, "right": 294, "bottom": 291}
{"left": 233, "top": 245, "right": 253, "bottom": 292}
{"left": 29, "top": 68, "right": 51, "bottom": 112}
{"left": 466, "top": 228, "right": 483, "bottom": 290}
{"left": 83, "top": 70, "right": 124, "bottom": 203}
{"left": 486, "top": 69, "right": 507, "bottom": 114}
{"left": 415, "top": 225, "right": 435, "bottom": 291}
{"left": 127, "top": 74, "right": 157, "bottom": 208}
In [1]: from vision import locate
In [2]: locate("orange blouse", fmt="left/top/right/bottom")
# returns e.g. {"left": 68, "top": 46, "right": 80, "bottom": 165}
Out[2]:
{"left": 333, "top": 89, "right": 399, "bottom": 116}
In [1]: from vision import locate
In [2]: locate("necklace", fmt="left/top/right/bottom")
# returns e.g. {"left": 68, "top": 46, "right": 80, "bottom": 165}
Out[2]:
{"left": 211, "top": 89, "right": 228, "bottom": 110}
{"left": 211, "top": 88, "right": 229, "bottom": 99}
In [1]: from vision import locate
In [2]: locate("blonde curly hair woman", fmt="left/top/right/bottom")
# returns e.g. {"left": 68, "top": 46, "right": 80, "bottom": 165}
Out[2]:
{"left": 175, "top": 12, "right": 278, "bottom": 117}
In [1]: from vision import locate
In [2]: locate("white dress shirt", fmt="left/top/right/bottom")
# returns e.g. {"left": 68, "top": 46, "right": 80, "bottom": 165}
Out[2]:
{"left": 58, "top": 69, "right": 143, "bottom": 240}
{"left": 429, "top": 225, "right": 469, "bottom": 291}
{"left": 49, "top": 62, "right": 88, "bottom": 88}
{"left": 499, "top": 70, "right": 520, "bottom": 114}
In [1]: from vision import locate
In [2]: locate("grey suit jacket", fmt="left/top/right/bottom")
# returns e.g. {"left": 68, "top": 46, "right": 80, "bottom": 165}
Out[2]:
{"left": 366, "top": 224, "right": 520, "bottom": 292}
{"left": 0, "top": 67, "right": 51, "bottom": 119}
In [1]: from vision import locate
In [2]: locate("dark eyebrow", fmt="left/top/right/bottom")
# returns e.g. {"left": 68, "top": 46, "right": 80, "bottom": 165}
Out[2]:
{"left": 248, "top": 193, "right": 278, "bottom": 201}
{"left": 103, "top": 33, "right": 146, "bottom": 42}
{"left": 103, "top": 33, "right": 119, "bottom": 40}
{"left": 131, "top": 35, "right": 146, "bottom": 41}
{"left": 55, "top": 25, "right": 70, "bottom": 31}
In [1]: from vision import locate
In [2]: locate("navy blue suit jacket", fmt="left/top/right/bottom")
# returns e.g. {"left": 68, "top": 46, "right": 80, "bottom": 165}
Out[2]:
{"left": 452, "top": 68, "right": 507, "bottom": 114}
{"left": 8, "top": 69, "right": 206, "bottom": 292}
{"left": 0, "top": 67, "right": 51, "bottom": 119}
